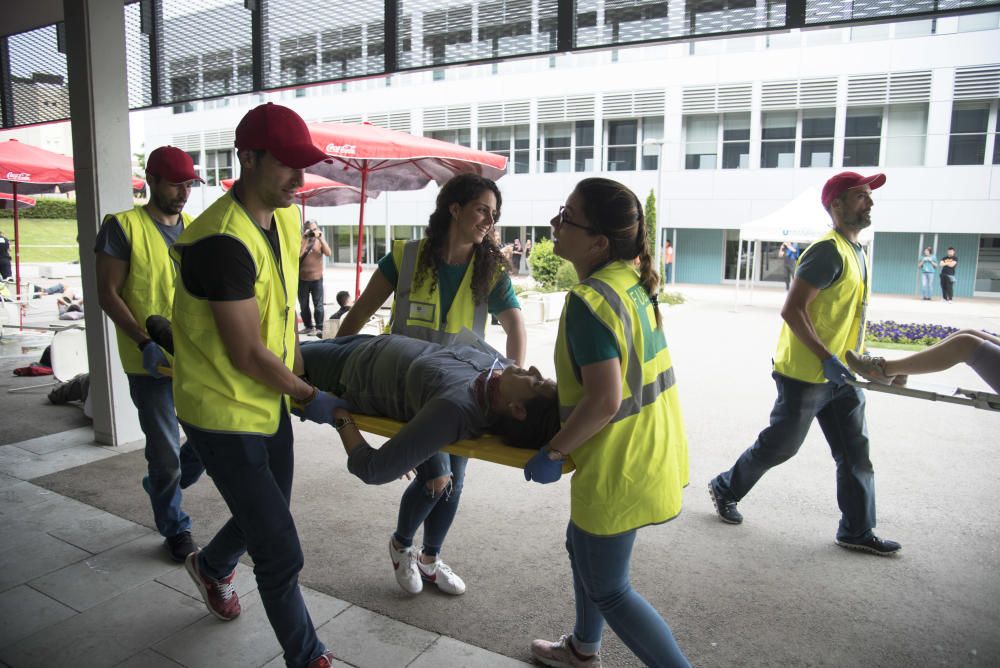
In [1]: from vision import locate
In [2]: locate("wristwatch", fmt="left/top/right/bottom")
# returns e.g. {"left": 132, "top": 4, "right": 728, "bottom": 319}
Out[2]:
{"left": 334, "top": 416, "right": 355, "bottom": 432}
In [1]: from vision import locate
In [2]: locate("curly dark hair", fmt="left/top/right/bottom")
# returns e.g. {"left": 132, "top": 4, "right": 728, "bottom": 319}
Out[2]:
{"left": 414, "top": 173, "right": 507, "bottom": 306}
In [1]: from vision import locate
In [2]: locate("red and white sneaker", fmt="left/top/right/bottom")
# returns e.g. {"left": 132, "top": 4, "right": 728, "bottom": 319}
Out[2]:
{"left": 185, "top": 550, "right": 241, "bottom": 621}
{"left": 417, "top": 558, "right": 466, "bottom": 595}
{"left": 388, "top": 538, "right": 422, "bottom": 594}
{"left": 307, "top": 650, "right": 338, "bottom": 668}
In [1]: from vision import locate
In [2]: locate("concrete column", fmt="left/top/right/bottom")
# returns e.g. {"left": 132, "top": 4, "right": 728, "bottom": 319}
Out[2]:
{"left": 64, "top": 0, "right": 142, "bottom": 445}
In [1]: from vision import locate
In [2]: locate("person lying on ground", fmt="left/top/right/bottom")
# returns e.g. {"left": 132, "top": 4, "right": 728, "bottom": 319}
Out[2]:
{"left": 301, "top": 333, "right": 560, "bottom": 485}
{"left": 847, "top": 328, "right": 1000, "bottom": 393}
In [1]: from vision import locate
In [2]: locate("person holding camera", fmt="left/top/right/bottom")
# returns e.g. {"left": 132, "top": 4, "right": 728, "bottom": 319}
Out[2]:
{"left": 299, "top": 220, "right": 331, "bottom": 335}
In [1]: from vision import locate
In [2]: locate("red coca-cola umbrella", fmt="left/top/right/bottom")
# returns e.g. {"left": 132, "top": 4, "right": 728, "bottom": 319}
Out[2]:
{"left": 305, "top": 122, "right": 508, "bottom": 298}
{"left": 0, "top": 192, "right": 36, "bottom": 209}
{"left": 220, "top": 173, "right": 365, "bottom": 225}
{"left": 0, "top": 139, "right": 76, "bottom": 318}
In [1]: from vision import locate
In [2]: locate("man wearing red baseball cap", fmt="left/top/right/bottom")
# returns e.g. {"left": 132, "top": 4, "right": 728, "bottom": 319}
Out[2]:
{"left": 709, "top": 171, "right": 901, "bottom": 557}
{"left": 170, "top": 103, "right": 340, "bottom": 668}
{"left": 95, "top": 145, "right": 205, "bottom": 564}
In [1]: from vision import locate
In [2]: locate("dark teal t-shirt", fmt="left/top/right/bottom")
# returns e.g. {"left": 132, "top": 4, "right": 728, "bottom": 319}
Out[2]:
{"left": 377, "top": 251, "right": 519, "bottom": 319}
{"left": 565, "top": 293, "right": 619, "bottom": 366}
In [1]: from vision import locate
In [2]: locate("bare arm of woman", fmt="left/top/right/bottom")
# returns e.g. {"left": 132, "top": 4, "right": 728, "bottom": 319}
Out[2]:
{"left": 497, "top": 307, "right": 526, "bottom": 367}
{"left": 546, "top": 358, "right": 622, "bottom": 457}
{"left": 336, "top": 269, "right": 394, "bottom": 337}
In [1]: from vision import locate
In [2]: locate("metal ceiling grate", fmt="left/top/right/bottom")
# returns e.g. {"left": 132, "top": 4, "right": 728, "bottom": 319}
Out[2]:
{"left": 7, "top": 25, "right": 69, "bottom": 126}
{"left": 124, "top": 2, "right": 152, "bottom": 109}
{"left": 805, "top": 0, "right": 1000, "bottom": 25}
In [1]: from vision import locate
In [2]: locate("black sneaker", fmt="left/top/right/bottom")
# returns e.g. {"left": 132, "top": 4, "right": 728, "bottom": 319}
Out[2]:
{"left": 165, "top": 531, "right": 198, "bottom": 563}
{"left": 708, "top": 480, "right": 743, "bottom": 525}
{"left": 836, "top": 535, "right": 901, "bottom": 557}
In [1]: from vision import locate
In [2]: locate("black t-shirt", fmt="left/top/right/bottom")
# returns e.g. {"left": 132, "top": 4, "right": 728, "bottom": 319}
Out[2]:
{"left": 941, "top": 255, "right": 958, "bottom": 277}
{"left": 795, "top": 236, "right": 867, "bottom": 290}
{"left": 179, "top": 222, "right": 281, "bottom": 301}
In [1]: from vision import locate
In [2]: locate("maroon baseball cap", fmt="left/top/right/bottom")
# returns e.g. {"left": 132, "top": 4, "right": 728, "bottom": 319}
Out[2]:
{"left": 235, "top": 103, "right": 329, "bottom": 169}
{"left": 821, "top": 171, "right": 886, "bottom": 209}
{"left": 146, "top": 146, "right": 204, "bottom": 184}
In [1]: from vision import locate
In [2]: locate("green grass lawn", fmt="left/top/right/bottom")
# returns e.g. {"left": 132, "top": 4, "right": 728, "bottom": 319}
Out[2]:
{"left": 0, "top": 218, "right": 80, "bottom": 263}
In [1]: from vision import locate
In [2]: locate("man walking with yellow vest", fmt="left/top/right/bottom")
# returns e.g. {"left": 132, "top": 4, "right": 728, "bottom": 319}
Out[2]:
{"left": 708, "top": 172, "right": 901, "bottom": 557}
{"left": 171, "top": 103, "right": 342, "bottom": 668}
{"left": 95, "top": 145, "right": 205, "bottom": 563}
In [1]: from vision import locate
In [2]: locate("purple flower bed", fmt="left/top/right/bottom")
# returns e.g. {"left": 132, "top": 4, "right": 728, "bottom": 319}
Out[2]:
{"left": 866, "top": 320, "right": 997, "bottom": 346}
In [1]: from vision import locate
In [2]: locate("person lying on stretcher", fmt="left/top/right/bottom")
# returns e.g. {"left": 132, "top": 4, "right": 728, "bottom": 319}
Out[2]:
{"left": 300, "top": 334, "right": 561, "bottom": 484}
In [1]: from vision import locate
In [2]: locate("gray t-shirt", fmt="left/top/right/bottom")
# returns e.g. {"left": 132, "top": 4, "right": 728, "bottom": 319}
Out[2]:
{"left": 94, "top": 211, "right": 184, "bottom": 261}
{"left": 302, "top": 335, "right": 504, "bottom": 484}
{"left": 795, "top": 234, "right": 867, "bottom": 290}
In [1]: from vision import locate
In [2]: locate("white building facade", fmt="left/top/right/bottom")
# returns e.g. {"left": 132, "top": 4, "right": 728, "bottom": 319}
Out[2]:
{"left": 141, "top": 10, "right": 1000, "bottom": 297}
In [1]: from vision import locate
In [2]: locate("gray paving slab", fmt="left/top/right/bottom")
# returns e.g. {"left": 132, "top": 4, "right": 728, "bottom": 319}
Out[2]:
{"left": 155, "top": 561, "right": 258, "bottom": 602}
{"left": 46, "top": 508, "right": 153, "bottom": 554}
{"left": 0, "top": 480, "right": 61, "bottom": 513}
{"left": 0, "top": 580, "right": 205, "bottom": 667}
{"left": 0, "top": 441, "right": 116, "bottom": 480}
{"left": 0, "top": 473, "right": 21, "bottom": 490}
{"left": 409, "top": 635, "right": 531, "bottom": 667}
{"left": 29, "top": 533, "right": 178, "bottom": 612}
{"left": 153, "top": 587, "right": 349, "bottom": 668}
{"left": 314, "top": 605, "right": 438, "bottom": 667}
{"left": 113, "top": 649, "right": 184, "bottom": 667}
{"left": 13, "top": 426, "right": 95, "bottom": 455}
{"left": 0, "top": 585, "right": 76, "bottom": 649}
{"left": 0, "top": 532, "right": 89, "bottom": 593}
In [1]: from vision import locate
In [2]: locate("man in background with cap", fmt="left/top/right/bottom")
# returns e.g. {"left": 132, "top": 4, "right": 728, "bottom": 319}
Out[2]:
{"left": 95, "top": 145, "right": 205, "bottom": 563}
{"left": 171, "top": 103, "right": 342, "bottom": 668}
{"left": 708, "top": 171, "right": 901, "bottom": 557}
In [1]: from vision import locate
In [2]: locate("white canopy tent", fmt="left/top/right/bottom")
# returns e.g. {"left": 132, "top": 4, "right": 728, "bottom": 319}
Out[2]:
{"left": 735, "top": 188, "right": 874, "bottom": 308}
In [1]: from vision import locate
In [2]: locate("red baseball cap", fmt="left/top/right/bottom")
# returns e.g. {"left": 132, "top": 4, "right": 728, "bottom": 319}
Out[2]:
{"left": 821, "top": 171, "right": 886, "bottom": 209}
{"left": 146, "top": 146, "right": 204, "bottom": 184}
{"left": 235, "top": 103, "right": 329, "bottom": 169}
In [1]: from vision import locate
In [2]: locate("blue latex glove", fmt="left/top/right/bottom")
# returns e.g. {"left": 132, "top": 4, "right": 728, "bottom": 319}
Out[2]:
{"left": 292, "top": 390, "right": 353, "bottom": 425}
{"left": 822, "top": 355, "right": 855, "bottom": 386}
{"left": 524, "top": 445, "right": 563, "bottom": 484}
{"left": 141, "top": 342, "right": 169, "bottom": 378}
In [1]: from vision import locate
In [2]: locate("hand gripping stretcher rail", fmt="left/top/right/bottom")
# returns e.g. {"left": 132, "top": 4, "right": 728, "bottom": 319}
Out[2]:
{"left": 147, "top": 316, "right": 576, "bottom": 471}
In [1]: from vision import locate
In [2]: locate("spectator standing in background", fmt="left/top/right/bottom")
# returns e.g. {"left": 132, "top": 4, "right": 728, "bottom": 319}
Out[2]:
{"left": 940, "top": 247, "right": 958, "bottom": 303}
{"left": 299, "top": 220, "right": 331, "bottom": 335}
{"left": 918, "top": 246, "right": 937, "bottom": 301}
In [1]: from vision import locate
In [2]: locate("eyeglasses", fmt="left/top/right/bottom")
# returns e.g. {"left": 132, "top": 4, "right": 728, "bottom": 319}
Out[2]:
{"left": 555, "top": 206, "right": 599, "bottom": 235}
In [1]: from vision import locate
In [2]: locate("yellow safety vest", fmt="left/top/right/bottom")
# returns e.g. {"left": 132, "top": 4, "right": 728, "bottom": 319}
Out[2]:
{"left": 388, "top": 238, "right": 498, "bottom": 343}
{"left": 774, "top": 229, "right": 869, "bottom": 384}
{"left": 171, "top": 192, "right": 300, "bottom": 435}
{"left": 110, "top": 206, "right": 191, "bottom": 375}
{"left": 554, "top": 260, "right": 689, "bottom": 536}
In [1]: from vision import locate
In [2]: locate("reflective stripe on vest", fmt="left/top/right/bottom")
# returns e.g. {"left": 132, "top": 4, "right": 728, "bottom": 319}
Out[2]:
{"left": 558, "top": 276, "right": 675, "bottom": 423}
{"left": 114, "top": 206, "right": 190, "bottom": 375}
{"left": 390, "top": 238, "right": 489, "bottom": 344}
{"left": 171, "top": 193, "right": 299, "bottom": 435}
{"left": 773, "top": 229, "right": 868, "bottom": 384}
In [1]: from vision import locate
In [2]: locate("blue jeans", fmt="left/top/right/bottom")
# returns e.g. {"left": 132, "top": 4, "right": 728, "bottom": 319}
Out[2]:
{"left": 714, "top": 372, "right": 876, "bottom": 542}
{"left": 920, "top": 272, "right": 934, "bottom": 299}
{"left": 566, "top": 522, "right": 690, "bottom": 667}
{"left": 128, "top": 374, "right": 203, "bottom": 538}
{"left": 394, "top": 453, "right": 468, "bottom": 557}
{"left": 185, "top": 410, "right": 325, "bottom": 668}
{"left": 663, "top": 264, "right": 672, "bottom": 284}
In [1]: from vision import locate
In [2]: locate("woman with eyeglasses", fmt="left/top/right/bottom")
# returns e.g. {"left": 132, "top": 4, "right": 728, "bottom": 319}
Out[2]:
{"left": 524, "top": 178, "right": 691, "bottom": 668}
{"left": 335, "top": 173, "right": 526, "bottom": 599}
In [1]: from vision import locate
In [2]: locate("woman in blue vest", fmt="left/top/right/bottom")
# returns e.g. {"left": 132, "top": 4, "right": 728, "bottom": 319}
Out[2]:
{"left": 337, "top": 173, "right": 526, "bottom": 597}
{"left": 524, "top": 178, "right": 690, "bottom": 667}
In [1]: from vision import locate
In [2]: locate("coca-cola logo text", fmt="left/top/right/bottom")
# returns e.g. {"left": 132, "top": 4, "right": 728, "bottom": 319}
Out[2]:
{"left": 324, "top": 143, "right": 357, "bottom": 156}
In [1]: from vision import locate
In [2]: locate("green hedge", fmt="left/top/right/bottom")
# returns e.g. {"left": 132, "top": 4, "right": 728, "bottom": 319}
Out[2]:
{"left": 0, "top": 198, "right": 77, "bottom": 219}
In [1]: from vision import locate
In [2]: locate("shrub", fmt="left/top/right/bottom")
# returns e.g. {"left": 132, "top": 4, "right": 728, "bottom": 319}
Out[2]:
{"left": 0, "top": 198, "right": 78, "bottom": 219}
{"left": 554, "top": 261, "right": 578, "bottom": 290}
{"left": 658, "top": 291, "right": 685, "bottom": 306}
{"left": 528, "top": 238, "right": 568, "bottom": 290}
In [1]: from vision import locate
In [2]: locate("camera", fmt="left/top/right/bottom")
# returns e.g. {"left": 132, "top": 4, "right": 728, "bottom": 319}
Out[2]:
{"left": 306, "top": 230, "right": 318, "bottom": 238}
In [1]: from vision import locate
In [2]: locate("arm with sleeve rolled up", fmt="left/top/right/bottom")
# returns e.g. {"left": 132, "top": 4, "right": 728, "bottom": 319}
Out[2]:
{"left": 336, "top": 269, "right": 394, "bottom": 336}
{"left": 335, "top": 399, "right": 467, "bottom": 484}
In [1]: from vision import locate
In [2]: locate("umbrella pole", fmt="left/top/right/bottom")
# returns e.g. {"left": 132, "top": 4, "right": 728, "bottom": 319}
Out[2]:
{"left": 13, "top": 182, "right": 22, "bottom": 328}
{"left": 355, "top": 168, "right": 368, "bottom": 300}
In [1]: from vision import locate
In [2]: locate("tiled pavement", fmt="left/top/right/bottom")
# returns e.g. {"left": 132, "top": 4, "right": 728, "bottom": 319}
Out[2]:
{"left": 0, "top": 428, "right": 529, "bottom": 668}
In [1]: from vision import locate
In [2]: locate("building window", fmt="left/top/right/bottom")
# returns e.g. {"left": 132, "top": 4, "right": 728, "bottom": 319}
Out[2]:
{"left": 481, "top": 125, "right": 529, "bottom": 174}
{"left": 538, "top": 121, "right": 594, "bottom": 173}
{"left": 994, "top": 109, "right": 1000, "bottom": 165}
{"left": 185, "top": 151, "right": 202, "bottom": 185}
{"left": 801, "top": 108, "right": 835, "bottom": 167}
{"left": 844, "top": 107, "right": 882, "bottom": 167}
{"left": 948, "top": 102, "right": 990, "bottom": 166}
{"left": 721, "top": 113, "right": 750, "bottom": 169}
{"left": 885, "top": 104, "right": 927, "bottom": 166}
{"left": 605, "top": 117, "right": 662, "bottom": 172}
{"left": 684, "top": 115, "right": 717, "bottom": 169}
{"left": 204, "top": 149, "right": 233, "bottom": 187}
{"left": 761, "top": 111, "right": 795, "bottom": 168}
{"left": 426, "top": 129, "right": 471, "bottom": 147}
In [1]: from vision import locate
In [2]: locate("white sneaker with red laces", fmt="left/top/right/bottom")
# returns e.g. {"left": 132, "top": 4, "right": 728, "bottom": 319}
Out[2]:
{"left": 388, "top": 538, "right": 422, "bottom": 594}
{"left": 417, "top": 557, "right": 466, "bottom": 595}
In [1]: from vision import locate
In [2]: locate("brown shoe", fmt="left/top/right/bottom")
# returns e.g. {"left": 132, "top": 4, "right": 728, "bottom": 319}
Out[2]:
{"left": 531, "top": 635, "right": 602, "bottom": 667}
